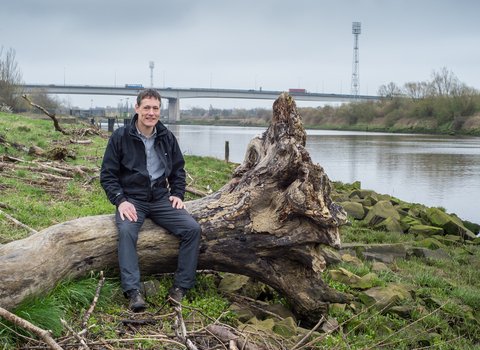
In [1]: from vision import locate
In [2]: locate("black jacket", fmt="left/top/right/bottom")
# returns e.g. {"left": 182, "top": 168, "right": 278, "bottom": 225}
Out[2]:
{"left": 100, "top": 114, "right": 186, "bottom": 206}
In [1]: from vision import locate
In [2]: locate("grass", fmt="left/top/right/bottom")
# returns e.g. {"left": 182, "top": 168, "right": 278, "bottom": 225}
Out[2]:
{"left": 1, "top": 111, "right": 480, "bottom": 348}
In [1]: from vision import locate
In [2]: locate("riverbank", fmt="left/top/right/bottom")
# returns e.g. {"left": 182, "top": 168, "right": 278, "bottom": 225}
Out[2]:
{"left": 173, "top": 113, "right": 480, "bottom": 136}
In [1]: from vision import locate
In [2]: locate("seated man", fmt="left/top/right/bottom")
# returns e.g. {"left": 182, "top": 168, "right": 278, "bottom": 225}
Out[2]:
{"left": 100, "top": 89, "right": 202, "bottom": 312}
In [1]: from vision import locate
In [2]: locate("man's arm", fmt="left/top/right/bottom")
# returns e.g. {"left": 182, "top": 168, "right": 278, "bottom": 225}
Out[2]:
{"left": 100, "top": 134, "right": 128, "bottom": 207}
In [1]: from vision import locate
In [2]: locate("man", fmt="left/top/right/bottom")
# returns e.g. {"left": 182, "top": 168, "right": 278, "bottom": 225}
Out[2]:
{"left": 100, "top": 89, "right": 201, "bottom": 312}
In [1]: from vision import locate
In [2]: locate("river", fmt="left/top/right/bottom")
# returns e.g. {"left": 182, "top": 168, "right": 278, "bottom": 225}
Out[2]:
{"left": 166, "top": 124, "right": 480, "bottom": 225}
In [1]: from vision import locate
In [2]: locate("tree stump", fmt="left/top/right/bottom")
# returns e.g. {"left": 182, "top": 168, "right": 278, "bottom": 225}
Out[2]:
{"left": 0, "top": 92, "right": 352, "bottom": 322}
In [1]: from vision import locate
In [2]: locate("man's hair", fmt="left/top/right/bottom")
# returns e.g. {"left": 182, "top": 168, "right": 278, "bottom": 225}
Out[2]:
{"left": 137, "top": 89, "right": 162, "bottom": 107}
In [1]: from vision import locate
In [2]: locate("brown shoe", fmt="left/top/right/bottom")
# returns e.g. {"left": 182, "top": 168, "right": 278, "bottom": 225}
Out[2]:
{"left": 125, "top": 289, "right": 147, "bottom": 312}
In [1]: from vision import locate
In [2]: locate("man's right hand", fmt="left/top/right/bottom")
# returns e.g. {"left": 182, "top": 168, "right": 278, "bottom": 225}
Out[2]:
{"left": 118, "top": 201, "right": 138, "bottom": 222}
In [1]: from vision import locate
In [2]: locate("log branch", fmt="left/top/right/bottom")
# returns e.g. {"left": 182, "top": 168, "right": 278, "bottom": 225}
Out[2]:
{"left": 0, "top": 208, "right": 38, "bottom": 235}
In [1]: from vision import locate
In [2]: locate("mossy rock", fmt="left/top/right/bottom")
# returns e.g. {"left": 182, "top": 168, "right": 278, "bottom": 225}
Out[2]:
{"left": 374, "top": 217, "right": 403, "bottom": 234}
{"left": 218, "top": 273, "right": 266, "bottom": 299}
{"left": 416, "top": 238, "right": 444, "bottom": 250}
{"left": 359, "top": 282, "right": 413, "bottom": 309}
{"left": 273, "top": 317, "right": 297, "bottom": 338}
{"left": 342, "top": 254, "right": 363, "bottom": 266}
{"left": 339, "top": 201, "right": 365, "bottom": 220}
{"left": 400, "top": 216, "right": 424, "bottom": 232}
{"left": 409, "top": 225, "right": 445, "bottom": 237}
{"left": 433, "top": 234, "right": 463, "bottom": 246}
{"left": 425, "top": 207, "right": 476, "bottom": 239}
{"left": 265, "top": 303, "right": 296, "bottom": 322}
{"left": 365, "top": 193, "right": 378, "bottom": 205}
{"left": 349, "top": 189, "right": 373, "bottom": 199}
{"left": 364, "top": 201, "right": 400, "bottom": 227}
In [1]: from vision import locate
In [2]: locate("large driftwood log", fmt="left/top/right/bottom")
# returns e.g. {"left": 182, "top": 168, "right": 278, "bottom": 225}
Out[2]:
{"left": 0, "top": 93, "right": 351, "bottom": 322}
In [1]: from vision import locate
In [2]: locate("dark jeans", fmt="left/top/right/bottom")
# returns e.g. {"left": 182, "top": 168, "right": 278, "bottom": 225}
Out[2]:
{"left": 115, "top": 196, "right": 202, "bottom": 294}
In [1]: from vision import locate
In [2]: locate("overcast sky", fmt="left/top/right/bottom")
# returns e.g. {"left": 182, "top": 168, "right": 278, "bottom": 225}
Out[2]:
{"left": 2, "top": 0, "right": 479, "bottom": 110}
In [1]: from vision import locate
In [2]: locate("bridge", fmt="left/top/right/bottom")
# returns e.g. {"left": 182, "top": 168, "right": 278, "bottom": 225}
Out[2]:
{"left": 24, "top": 84, "right": 379, "bottom": 122}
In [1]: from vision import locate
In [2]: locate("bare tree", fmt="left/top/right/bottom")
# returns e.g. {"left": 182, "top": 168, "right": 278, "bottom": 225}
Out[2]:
{"left": 0, "top": 46, "right": 24, "bottom": 109}
{"left": 377, "top": 82, "right": 403, "bottom": 99}
{"left": 403, "top": 81, "right": 432, "bottom": 102}
{"left": 451, "top": 83, "right": 479, "bottom": 116}
{"left": 430, "top": 67, "right": 459, "bottom": 98}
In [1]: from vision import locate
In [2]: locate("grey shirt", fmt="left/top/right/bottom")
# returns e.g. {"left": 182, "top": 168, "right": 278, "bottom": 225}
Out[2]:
{"left": 135, "top": 123, "right": 165, "bottom": 187}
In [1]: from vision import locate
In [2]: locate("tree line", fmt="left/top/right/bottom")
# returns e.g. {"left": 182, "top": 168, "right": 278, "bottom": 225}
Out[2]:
{"left": 299, "top": 68, "right": 479, "bottom": 129}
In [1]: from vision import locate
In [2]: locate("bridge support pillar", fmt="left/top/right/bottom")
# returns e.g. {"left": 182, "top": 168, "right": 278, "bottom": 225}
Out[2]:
{"left": 168, "top": 98, "right": 180, "bottom": 122}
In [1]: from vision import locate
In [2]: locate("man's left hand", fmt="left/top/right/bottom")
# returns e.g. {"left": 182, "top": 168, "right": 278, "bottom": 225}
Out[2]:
{"left": 169, "top": 196, "right": 185, "bottom": 210}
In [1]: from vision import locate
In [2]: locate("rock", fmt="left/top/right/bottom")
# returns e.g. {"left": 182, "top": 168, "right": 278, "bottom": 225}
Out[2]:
{"left": 365, "top": 193, "right": 378, "bottom": 206}
{"left": 140, "top": 279, "right": 161, "bottom": 298}
{"left": 331, "top": 303, "right": 346, "bottom": 313}
{"left": 351, "top": 273, "right": 378, "bottom": 290}
{"left": 377, "top": 194, "right": 392, "bottom": 202}
{"left": 416, "top": 238, "right": 444, "bottom": 250}
{"left": 243, "top": 317, "right": 276, "bottom": 335}
{"left": 349, "top": 190, "right": 373, "bottom": 199}
{"left": 273, "top": 317, "right": 297, "bottom": 338}
{"left": 321, "top": 248, "right": 342, "bottom": 266}
{"left": 412, "top": 248, "right": 451, "bottom": 261}
{"left": 358, "top": 282, "right": 413, "bottom": 309}
{"left": 425, "top": 208, "right": 476, "bottom": 239}
{"left": 388, "top": 305, "right": 412, "bottom": 318}
{"left": 409, "top": 225, "right": 445, "bottom": 237}
{"left": 400, "top": 216, "right": 424, "bottom": 232}
{"left": 340, "top": 202, "right": 365, "bottom": 220}
{"left": 373, "top": 217, "right": 404, "bottom": 234}
{"left": 327, "top": 268, "right": 361, "bottom": 286}
{"left": 321, "top": 318, "right": 339, "bottom": 333}
{"left": 338, "top": 249, "right": 357, "bottom": 257}
{"left": 218, "top": 273, "right": 266, "bottom": 299}
{"left": 434, "top": 234, "right": 463, "bottom": 246}
{"left": 342, "top": 243, "right": 407, "bottom": 260}
{"left": 372, "top": 261, "right": 391, "bottom": 272}
{"left": 364, "top": 201, "right": 400, "bottom": 226}
{"left": 265, "top": 303, "right": 297, "bottom": 322}
{"left": 331, "top": 194, "right": 350, "bottom": 202}
{"left": 472, "top": 236, "right": 480, "bottom": 245}
{"left": 390, "top": 197, "right": 401, "bottom": 206}
{"left": 230, "top": 304, "right": 257, "bottom": 323}
{"left": 362, "top": 252, "right": 393, "bottom": 264}
{"left": 342, "top": 254, "right": 363, "bottom": 266}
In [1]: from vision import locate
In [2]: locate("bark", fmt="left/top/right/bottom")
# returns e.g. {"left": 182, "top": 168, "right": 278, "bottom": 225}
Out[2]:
{"left": 0, "top": 92, "right": 351, "bottom": 322}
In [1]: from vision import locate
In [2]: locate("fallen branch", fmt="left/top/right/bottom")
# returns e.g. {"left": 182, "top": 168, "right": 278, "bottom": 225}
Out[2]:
{"left": 0, "top": 306, "right": 62, "bottom": 350}
{"left": 0, "top": 201, "right": 18, "bottom": 211}
{"left": 81, "top": 271, "right": 105, "bottom": 330}
{"left": 185, "top": 185, "right": 208, "bottom": 197}
{"left": 0, "top": 209, "right": 38, "bottom": 235}
{"left": 22, "top": 94, "right": 69, "bottom": 135}
{"left": 60, "top": 319, "right": 89, "bottom": 350}
{"left": 69, "top": 139, "right": 93, "bottom": 145}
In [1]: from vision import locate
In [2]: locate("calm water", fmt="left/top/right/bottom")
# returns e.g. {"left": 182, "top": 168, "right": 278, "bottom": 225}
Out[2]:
{"left": 166, "top": 125, "right": 480, "bottom": 224}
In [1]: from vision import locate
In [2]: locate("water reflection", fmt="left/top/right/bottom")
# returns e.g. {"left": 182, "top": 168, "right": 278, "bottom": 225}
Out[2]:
{"left": 166, "top": 125, "right": 480, "bottom": 224}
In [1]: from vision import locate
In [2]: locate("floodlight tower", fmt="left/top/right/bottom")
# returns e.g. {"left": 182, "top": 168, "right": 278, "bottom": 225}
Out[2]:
{"left": 350, "top": 22, "right": 361, "bottom": 99}
{"left": 149, "top": 61, "right": 155, "bottom": 87}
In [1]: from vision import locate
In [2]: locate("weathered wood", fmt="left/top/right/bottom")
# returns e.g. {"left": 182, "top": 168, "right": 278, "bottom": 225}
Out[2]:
{"left": 0, "top": 93, "right": 352, "bottom": 322}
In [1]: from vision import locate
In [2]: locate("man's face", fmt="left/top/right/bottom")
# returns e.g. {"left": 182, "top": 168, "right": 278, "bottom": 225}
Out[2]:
{"left": 135, "top": 96, "right": 160, "bottom": 129}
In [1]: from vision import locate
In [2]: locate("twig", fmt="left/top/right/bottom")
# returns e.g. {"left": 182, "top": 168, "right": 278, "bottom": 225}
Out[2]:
{"left": 81, "top": 271, "right": 105, "bottom": 330}
{"left": 291, "top": 316, "right": 325, "bottom": 350}
{"left": 0, "top": 208, "right": 38, "bottom": 234}
{"left": 0, "top": 201, "right": 18, "bottom": 211}
{"left": 0, "top": 307, "right": 63, "bottom": 350}
{"left": 411, "top": 335, "right": 464, "bottom": 349}
{"left": 85, "top": 175, "right": 99, "bottom": 185}
{"left": 60, "top": 319, "right": 89, "bottom": 350}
